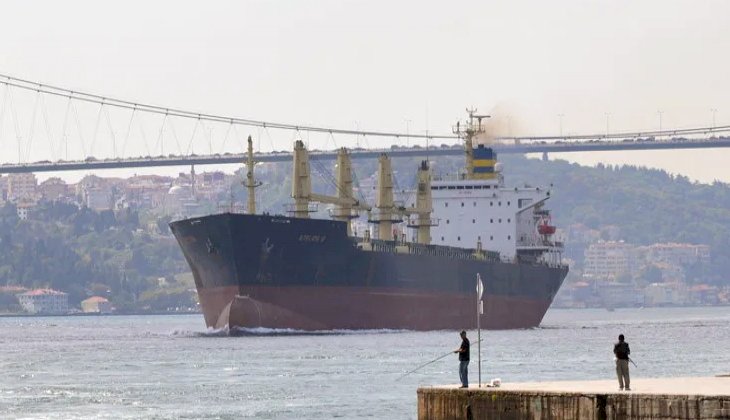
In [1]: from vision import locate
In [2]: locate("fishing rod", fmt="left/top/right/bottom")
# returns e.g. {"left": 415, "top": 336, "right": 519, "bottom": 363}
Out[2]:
{"left": 397, "top": 338, "right": 484, "bottom": 380}
{"left": 629, "top": 358, "right": 637, "bottom": 368}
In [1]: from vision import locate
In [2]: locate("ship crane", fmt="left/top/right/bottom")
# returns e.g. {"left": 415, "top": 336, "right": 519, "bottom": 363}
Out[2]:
{"left": 399, "top": 160, "right": 435, "bottom": 245}
{"left": 243, "top": 135, "right": 262, "bottom": 215}
{"left": 291, "top": 140, "right": 371, "bottom": 235}
{"left": 369, "top": 154, "right": 435, "bottom": 244}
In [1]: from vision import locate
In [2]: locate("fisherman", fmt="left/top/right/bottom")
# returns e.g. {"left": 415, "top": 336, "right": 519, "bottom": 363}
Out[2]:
{"left": 613, "top": 334, "right": 631, "bottom": 391}
{"left": 454, "top": 330, "right": 470, "bottom": 388}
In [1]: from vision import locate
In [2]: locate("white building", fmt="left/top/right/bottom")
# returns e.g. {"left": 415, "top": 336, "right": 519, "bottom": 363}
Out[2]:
{"left": 17, "top": 289, "right": 69, "bottom": 314}
{"left": 584, "top": 241, "right": 636, "bottom": 280}
{"left": 84, "top": 186, "right": 113, "bottom": 211}
{"left": 15, "top": 198, "right": 35, "bottom": 220}
{"left": 644, "top": 282, "right": 686, "bottom": 306}
{"left": 643, "top": 243, "right": 710, "bottom": 266}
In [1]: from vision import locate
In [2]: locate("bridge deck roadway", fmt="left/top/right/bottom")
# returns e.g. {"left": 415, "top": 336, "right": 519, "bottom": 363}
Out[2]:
{"left": 1, "top": 138, "right": 729, "bottom": 173}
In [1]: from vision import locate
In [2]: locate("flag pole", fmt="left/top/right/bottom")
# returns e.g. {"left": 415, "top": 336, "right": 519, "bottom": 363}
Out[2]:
{"left": 476, "top": 273, "right": 483, "bottom": 388}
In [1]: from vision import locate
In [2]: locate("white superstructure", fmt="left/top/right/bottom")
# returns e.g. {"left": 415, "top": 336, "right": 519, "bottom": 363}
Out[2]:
{"left": 429, "top": 176, "right": 554, "bottom": 260}
{"left": 419, "top": 110, "right": 562, "bottom": 265}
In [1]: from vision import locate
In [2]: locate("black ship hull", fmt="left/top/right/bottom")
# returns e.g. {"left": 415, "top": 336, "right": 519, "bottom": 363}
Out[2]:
{"left": 170, "top": 213, "right": 568, "bottom": 330}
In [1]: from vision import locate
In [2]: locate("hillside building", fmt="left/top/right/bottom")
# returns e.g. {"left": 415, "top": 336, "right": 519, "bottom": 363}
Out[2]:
{"left": 83, "top": 186, "right": 113, "bottom": 211}
{"left": 583, "top": 240, "right": 636, "bottom": 280}
{"left": 17, "top": 289, "right": 69, "bottom": 314}
{"left": 39, "top": 177, "right": 69, "bottom": 200}
{"left": 81, "top": 296, "right": 113, "bottom": 313}
{"left": 7, "top": 173, "right": 38, "bottom": 201}
{"left": 643, "top": 243, "right": 710, "bottom": 266}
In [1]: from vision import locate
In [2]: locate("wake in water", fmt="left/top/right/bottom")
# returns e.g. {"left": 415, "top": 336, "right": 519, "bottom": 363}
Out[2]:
{"left": 169, "top": 327, "right": 230, "bottom": 337}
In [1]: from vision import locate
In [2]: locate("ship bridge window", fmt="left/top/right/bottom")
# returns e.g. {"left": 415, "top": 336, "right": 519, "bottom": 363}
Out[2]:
{"left": 473, "top": 202, "right": 476, "bottom": 207}
{"left": 507, "top": 201, "right": 511, "bottom": 206}
{"left": 490, "top": 202, "right": 493, "bottom": 207}
{"left": 472, "top": 219, "right": 475, "bottom": 224}
{"left": 490, "top": 219, "right": 493, "bottom": 223}
{"left": 508, "top": 235, "right": 511, "bottom": 240}
{"left": 457, "top": 186, "right": 464, "bottom": 190}
{"left": 448, "top": 186, "right": 456, "bottom": 190}
{"left": 508, "top": 218, "right": 511, "bottom": 223}
{"left": 441, "top": 236, "right": 444, "bottom": 241}
{"left": 465, "top": 186, "right": 473, "bottom": 190}
{"left": 490, "top": 235, "right": 493, "bottom": 240}
{"left": 461, "top": 202, "right": 464, "bottom": 207}
{"left": 499, "top": 218, "right": 502, "bottom": 223}
{"left": 498, "top": 201, "right": 502, "bottom": 206}
{"left": 457, "top": 236, "right": 461, "bottom": 241}
{"left": 445, "top": 203, "right": 448, "bottom": 207}
{"left": 446, "top": 219, "right": 450, "bottom": 224}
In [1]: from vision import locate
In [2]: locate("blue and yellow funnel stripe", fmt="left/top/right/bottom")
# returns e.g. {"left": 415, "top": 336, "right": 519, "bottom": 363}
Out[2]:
{"left": 471, "top": 145, "right": 497, "bottom": 179}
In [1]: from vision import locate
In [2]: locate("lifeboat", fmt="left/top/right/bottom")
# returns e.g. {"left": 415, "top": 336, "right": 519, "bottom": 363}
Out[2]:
{"left": 538, "top": 216, "right": 556, "bottom": 235}
{"left": 538, "top": 224, "right": 556, "bottom": 235}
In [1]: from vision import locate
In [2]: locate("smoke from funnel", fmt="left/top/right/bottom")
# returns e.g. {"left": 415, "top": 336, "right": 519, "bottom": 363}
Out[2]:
{"left": 475, "top": 102, "right": 526, "bottom": 145}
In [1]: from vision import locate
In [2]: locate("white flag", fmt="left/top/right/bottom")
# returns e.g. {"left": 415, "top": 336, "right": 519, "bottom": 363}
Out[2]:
{"left": 476, "top": 273, "right": 484, "bottom": 301}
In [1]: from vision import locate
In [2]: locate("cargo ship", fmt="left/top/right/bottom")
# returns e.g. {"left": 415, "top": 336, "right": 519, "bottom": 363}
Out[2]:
{"left": 170, "top": 111, "right": 568, "bottom": 331}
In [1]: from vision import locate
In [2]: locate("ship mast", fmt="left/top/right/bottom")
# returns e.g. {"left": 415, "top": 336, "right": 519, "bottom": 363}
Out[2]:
{"left": 454, "top": 109, "right": 491, "bottom": 180}
{"left": 330, "top": 148, "right": 360, "bottom": 235}
{"left": 243, "top": 135, "right": 261, "bottom": 214}
{"left": 291, "top": 140, "right": 314, "bottom": 218}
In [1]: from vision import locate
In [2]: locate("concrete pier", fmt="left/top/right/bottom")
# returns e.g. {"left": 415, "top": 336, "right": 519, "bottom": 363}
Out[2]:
{"left": 418, "top": 377, "right": 730, "bottom": 419}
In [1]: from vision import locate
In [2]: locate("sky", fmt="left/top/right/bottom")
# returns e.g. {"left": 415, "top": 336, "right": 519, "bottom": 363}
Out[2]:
{"left": 1, "top": 0, "right": 730, "bottom": 183}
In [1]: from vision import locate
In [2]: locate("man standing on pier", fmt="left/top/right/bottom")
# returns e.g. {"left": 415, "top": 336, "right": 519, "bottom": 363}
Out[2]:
{"left": 614, "top": 334, "right": 631, "bottom": 391}
{"left": 454, "top": 330, "right": 470, "bottom": 388}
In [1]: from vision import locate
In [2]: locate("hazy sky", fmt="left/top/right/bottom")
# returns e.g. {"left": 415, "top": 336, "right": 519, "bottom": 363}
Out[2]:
{"left": 2, "top": 1, "right": 730, "bottom": 182}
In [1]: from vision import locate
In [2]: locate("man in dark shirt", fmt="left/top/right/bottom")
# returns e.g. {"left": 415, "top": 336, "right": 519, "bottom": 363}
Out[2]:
{"left": 453, "top": 330, "right": 470, "bottom": 388}
{"left": 613, "top": 334, "right": 631, "bottom": 391}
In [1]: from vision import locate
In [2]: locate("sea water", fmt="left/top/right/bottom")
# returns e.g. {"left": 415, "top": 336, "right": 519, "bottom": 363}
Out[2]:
{"left": 1, "top": 307, "right": 729, "bottom": 419}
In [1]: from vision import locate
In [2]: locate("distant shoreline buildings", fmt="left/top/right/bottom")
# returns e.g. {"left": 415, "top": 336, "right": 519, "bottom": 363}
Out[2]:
{"left": 555, "top": 228, "right": 722, "bottom": 308}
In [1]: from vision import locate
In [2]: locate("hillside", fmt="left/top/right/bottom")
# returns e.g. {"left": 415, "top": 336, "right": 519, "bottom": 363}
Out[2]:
{"left": 1, "top": 153, "right": 728, "bottom": 311}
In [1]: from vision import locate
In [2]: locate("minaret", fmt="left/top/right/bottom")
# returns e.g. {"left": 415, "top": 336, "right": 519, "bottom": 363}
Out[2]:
{"left": 243, "top": 135, "right": 261, "bottom": 214}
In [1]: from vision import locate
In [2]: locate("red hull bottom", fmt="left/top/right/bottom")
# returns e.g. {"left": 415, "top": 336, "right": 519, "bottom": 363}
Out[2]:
{"left": 198, "top": 286, "right": 552, "bottom": 331}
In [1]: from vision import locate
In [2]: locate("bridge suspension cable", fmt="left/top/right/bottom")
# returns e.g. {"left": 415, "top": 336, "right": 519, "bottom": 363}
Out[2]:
{"left": 0, "top": 73, "right": 456, "bottom": 140}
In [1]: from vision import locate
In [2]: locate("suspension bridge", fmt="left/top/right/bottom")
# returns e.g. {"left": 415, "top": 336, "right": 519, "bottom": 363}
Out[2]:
{"left": 1, "top": 73, "right": 729, "bottom": 174}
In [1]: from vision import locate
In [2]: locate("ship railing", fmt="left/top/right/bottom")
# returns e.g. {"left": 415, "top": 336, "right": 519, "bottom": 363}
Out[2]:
{"left": 517, "top": 234, "right": 564, "bottom": 249}
{"left": 283, "top": 202, "right": 319, "bottom": 214}
{"left": 406, "top": 217, "right": 440, "bottom": 228}
{"left": 360, "top": 238, "right": 501, "bottom": 262}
